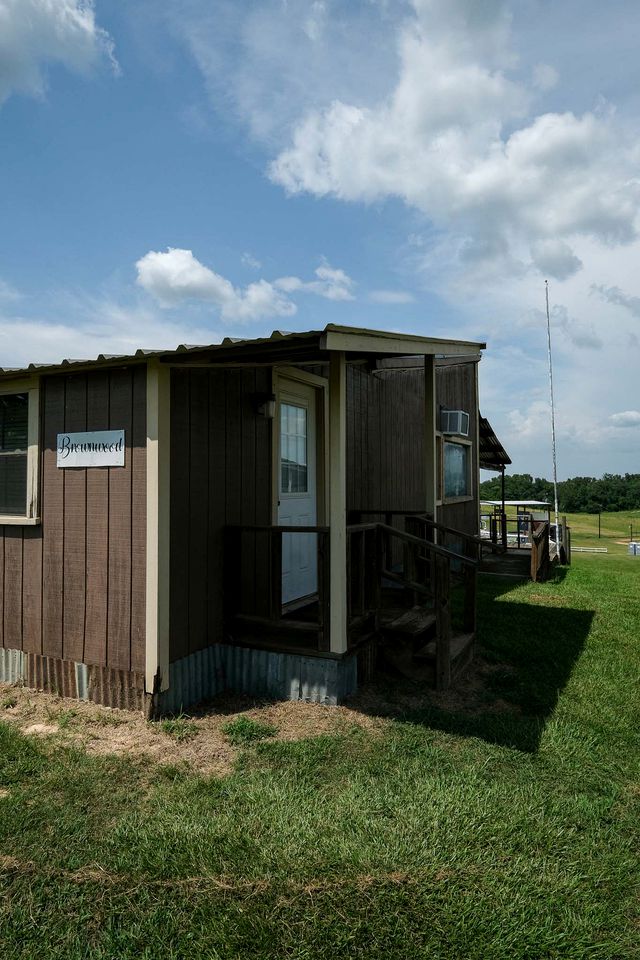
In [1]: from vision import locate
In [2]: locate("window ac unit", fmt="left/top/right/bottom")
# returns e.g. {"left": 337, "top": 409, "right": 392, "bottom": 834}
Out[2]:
{"left": 440, "top": 409, "right": 470, "bottom": 437}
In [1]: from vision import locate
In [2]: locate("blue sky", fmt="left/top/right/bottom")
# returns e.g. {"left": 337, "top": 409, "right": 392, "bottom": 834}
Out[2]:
{"left": 1, "top": 0, "right": 640, "bottom": 479}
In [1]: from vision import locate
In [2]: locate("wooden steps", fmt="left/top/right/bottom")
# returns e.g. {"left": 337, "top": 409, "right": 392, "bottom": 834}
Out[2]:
{"left": 380, "top": 607, "right": 436, "bottom": 638}
{"left": 379, "top": 603, "right": 474, "bottom": 685}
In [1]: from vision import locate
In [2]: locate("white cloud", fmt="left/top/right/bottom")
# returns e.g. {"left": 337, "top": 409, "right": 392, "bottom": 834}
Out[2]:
{"left": 275, "top": 260, "right": 355, "bottom": 301}
{"left": 609, "top": 410, "right": 640, "bottom": 428}
{"left": 0, "top": 294, "right": 223, "bottom": 368}
{"left": 550, "top": 304, "right": 602, "bottom": 350}
{"left": 0, "top": 0, "right": 117, "bottom": 106}
{"left": 530, "top": 240, "right": 582, "bottom": 281}
{"left": 269, "top": 0, "right": 640, "bottom": 279}
{"left": 241, "top": 251, "right": 262, "bottom": 270}
{"left": 369, "top": 290, "right": 415, "bottom": 304}
{"left": 136, "top": 248, "right": 355, "bottom": 320}
{"left": 592, "top": 283, "right": 640, "bottom": 319}
{"left": 532, "top": 63, "right": 559, "bottom": 92}
{"left": 136, "top": 248, "right": 296, "bottom": 321}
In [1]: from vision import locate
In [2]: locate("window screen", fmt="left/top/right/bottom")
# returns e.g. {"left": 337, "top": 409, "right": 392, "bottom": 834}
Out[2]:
{"left": 0, "top": 393, "right": 28, "bottom": 515}
{"left": 444, "top": 441, "right": 469, "bottom": 499}
{"left": 280, "top": 402, "right": 308, "bottom": 494}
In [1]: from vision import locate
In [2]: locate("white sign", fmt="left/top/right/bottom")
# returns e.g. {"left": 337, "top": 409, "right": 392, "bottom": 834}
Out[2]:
{"left": 57, "top": 430, "right": 125, "bottom": 468}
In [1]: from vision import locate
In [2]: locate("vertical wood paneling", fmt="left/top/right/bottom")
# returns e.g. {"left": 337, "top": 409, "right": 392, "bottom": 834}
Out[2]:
{"left": 169, "top": 370, "right": 190, "bottom": 661}
{"left": 225, "top": 371, "right": 242, "bottom": 524}
{"left": 22, "top": 525, "right": 42, "bottom": 654}
{"left": 0, "top": 530, "right": 4, "bottom": 646}
{"left": 0, "top": 367, "right": 146, "bottom": 672}
{"left": 107, "top": 369, "right": 133, "bottom": 671}
{"left": 130, "top": 365, "right": 147, "bottom": 673}
{"left": 254, "top": 368, "right": 272, "bottom": 616}
{"left": 84, "top": 372, "right": 110, "bottom": 666}
{"left": 188, "top": 370, "right": 209, "bottom": 654}
{"left": 62, "top": 375, "right": 87, "bottom": 662}
{"left": 4, "top": 531, "right": 22, "bottom": 649}
{"left": 240, "top": 370, "right": 256, "bottom": 613}
{"left": 208, "top": 371, "right": 226, "bottom": 644}
{"left": 42, "top": 377, "right": 65, "bottom": 659}
{"left": 169, "top": 366, "right": 275, "bottom": 661}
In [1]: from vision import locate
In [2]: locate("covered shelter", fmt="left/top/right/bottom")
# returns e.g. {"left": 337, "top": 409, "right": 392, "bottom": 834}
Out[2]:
{"left": 0, "top": 323, "right": 489, "bottom": 711}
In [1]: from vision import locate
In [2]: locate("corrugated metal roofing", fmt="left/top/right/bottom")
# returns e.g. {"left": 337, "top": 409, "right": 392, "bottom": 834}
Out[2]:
{"left": 0, "top": 323, "right": 486, "bottom": 380}
{"left": 479, "top": 415, "right": 511, "bottom": 470}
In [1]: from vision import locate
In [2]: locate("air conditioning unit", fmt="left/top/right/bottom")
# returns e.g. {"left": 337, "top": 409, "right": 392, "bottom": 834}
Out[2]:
{"left": 440, "top": 409, "right": 470, "bottom": 436}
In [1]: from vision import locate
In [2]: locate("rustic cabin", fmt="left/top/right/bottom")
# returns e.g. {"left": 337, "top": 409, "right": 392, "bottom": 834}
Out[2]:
{"left": 0, "top": 324, "right": 490, "bottom": 714}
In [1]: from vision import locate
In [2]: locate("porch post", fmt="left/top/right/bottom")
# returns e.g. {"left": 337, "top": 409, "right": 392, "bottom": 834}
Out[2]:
{"left": 424, "top": 355, "right": 437, "bottom": 520}
{"left": 146, "top": 361, "right": 171, "bottom": 694}
{"left": 329, "top": 351, "right": 348, "bottom": 655}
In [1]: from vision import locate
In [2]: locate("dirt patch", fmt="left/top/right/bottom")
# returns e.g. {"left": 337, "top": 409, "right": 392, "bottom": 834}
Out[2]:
{"left": 23, "top": 723, "right": 59, "bottom": 736}
{"left": 0, "top": 655, "right": 517, "bottom": 774}
{"left": 0, "top": 682, "right": 385, "bottom": 776}
{"left": 0, "top": 789, "right": 9, "bottom": 800}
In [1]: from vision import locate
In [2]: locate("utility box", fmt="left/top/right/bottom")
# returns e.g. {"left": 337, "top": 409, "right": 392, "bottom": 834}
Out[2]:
{"left": 628, "top": 542, "right": 639, "bottom": 556}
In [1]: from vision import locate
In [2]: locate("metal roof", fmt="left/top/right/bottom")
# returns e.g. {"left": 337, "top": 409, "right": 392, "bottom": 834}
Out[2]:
{"left": 481, "top": 500, "right": 551, "bottom": 507}
{"left": 478, "top": 415, "right": 511, "bottom": 471}
{"left": 0, "top": 324, "right": 486, "bottom": 381}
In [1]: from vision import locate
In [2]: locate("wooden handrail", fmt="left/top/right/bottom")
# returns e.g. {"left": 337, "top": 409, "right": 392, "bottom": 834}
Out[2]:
{"left": 414, "top": 515, "right": 485, "bottom": 547}
{"left": 228, "top": 524, "right": 330, "bottom": 534}
{"left": 377, "top": 522, "right": 479, "bottom": 567}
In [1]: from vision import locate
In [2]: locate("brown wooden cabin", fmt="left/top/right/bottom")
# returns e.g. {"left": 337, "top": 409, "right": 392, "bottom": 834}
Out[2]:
{"left": 0, "top": 324, "right": 487, "bottom": 714}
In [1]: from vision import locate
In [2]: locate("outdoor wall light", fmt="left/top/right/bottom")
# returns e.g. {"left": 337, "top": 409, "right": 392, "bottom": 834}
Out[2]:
{"left": 254, "top": 393, "right": 276, "bottom": 419}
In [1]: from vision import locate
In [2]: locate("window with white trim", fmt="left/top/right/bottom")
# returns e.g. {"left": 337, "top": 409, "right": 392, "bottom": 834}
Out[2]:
{"left": 0, "top": 382, "right": 39, "bottom": 523}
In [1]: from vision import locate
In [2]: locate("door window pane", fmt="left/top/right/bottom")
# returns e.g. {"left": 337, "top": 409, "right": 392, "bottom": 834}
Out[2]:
{"left": 280, "top": 402, "right": 308, "bottom": 493}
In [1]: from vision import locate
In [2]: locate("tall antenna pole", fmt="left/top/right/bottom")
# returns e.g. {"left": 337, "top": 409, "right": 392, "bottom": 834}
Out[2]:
{"left": 545, "top": 280, "right": 560, "bottom": 546}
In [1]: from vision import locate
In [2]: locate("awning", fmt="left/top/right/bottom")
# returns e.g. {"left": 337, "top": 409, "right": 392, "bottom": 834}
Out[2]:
{"left": 479, "top": 415, "right": 511, "bottom": 471}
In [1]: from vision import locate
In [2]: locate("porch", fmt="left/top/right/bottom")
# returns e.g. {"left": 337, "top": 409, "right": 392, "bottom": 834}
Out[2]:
{"left": 224, "top": 513, "right": 479, "bottom": 691}
{"left": 164, "top": 324, "right": 486, "bottom": 708}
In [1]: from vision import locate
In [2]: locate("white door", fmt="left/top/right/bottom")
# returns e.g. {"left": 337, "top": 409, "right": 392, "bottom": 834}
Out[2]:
{"left": 277, "top": 382, "right": 317, "bottom": 606}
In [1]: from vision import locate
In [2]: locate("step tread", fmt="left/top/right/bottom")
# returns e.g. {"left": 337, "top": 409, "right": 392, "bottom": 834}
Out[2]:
{"left": 415, "top": 632, "right": 475, "bottom": 662}
{"left": 381, "top": 607, "right": 436, "bottom": 636}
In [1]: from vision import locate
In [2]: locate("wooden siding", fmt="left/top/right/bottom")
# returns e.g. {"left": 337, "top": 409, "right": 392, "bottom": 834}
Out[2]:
{"left": 169, "top": 367, "right": 272, "bottom": 662}
{"left": 0, "top": 367, "right": 147, "bottom": 673}
{"left": 347, "top": 365, "right": 426, "bottom": 516}
{"left": 346, "top": 360, "right": 479, "bottom": 537}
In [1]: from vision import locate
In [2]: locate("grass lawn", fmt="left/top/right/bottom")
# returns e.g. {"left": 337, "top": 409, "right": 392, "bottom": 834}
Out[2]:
{"left": 1, "top": 555, "right": 639, "bottom": 959}
{"left": 565, "top": 509, "right": 640, "bottom": 556}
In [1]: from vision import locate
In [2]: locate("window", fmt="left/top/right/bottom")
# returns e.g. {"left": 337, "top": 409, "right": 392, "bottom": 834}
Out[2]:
{"left": 444, "top": 441, "right": 470, "bottom": 499}
{"left": 280, "top": 401, "right": 308, "bottom": 494}
{"left": 0, "top": 382, "right": 39, "bottom": 523}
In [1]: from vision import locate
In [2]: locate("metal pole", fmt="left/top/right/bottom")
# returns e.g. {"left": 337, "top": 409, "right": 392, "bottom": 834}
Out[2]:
{"left": 545, "top": 281, "right": 560, "bottom": 547}
{"left": 598, "top": 509, "right": 601, "bottom": 539}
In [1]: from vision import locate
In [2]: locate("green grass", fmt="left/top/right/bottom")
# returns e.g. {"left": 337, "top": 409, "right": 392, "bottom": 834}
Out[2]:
{"left": 222, "top": 715, "right": 278, "bottom": 746}
{"left": 565, "top": 509, "right": 640, "bottom": 556}
{"left": 0, "top": 555, "right": 639, "bottom": 958}
{"left": 156, "top": 714, "right": 199, "bottom": 742}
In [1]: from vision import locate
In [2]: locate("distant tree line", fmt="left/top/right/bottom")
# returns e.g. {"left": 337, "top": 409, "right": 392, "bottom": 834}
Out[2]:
{"left": 479, "top": 473, "right": 640, "bottom": 513}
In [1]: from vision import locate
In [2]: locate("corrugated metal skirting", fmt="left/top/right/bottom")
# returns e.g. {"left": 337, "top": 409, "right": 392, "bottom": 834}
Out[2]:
{"left": 1, "top": 644, "right": 358, "bottom": 716}
{"left": 0, "top": 650, "right": 145, "bottom": 712}
{"left": 0, "top": 648, "right": 25, "bottom": 685}
{"left": 155, "top": 643, "right": 358, "bottom": 714}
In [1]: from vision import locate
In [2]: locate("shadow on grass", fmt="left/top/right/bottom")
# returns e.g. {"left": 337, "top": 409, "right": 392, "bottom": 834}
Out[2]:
{"left": 351, "top": 573, "right": 594, "bottom": 753}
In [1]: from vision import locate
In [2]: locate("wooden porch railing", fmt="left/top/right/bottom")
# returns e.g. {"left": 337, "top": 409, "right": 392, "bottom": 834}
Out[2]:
{"left": 225, "top": 525, "right": 331, "bottom": 650}
{"left": 403, "top": 514, "right": 485, "bottom": 561}
{"left": 346, "top": 520, "right": 478, "bottom": 688}
{"left": 227, "top": 515, "right": 479, "bottom": 687}
{"left": 530, "top": 522, "right": 550, "bottom": 582}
